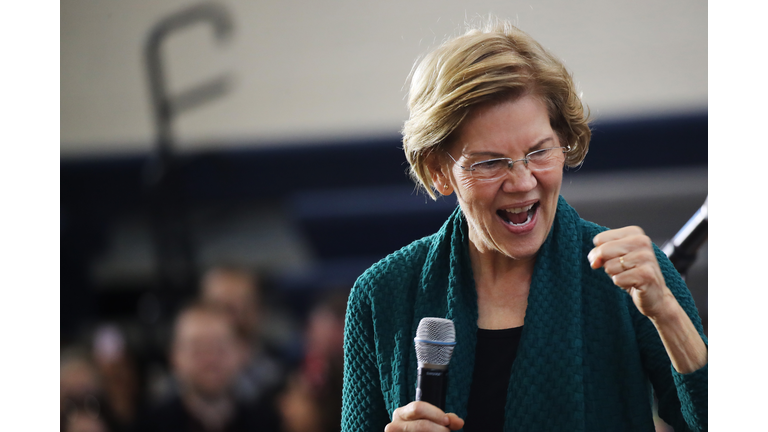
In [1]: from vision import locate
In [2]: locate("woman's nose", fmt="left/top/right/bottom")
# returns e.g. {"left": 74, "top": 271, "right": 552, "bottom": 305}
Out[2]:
{"left": 501, "top": 162, "right": 537, "bottom": 192}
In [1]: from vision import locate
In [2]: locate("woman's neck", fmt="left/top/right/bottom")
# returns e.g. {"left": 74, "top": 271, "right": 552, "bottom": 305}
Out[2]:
{"left": 468, "top": 237, "right": 536, "bottom": 285}
{"left": 469, "top": 241, "right": 535, "bottom": 329}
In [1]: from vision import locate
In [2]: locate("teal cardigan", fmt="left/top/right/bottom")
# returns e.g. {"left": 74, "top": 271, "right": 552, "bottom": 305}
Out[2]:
{"left": 342, "top": 196, "right": 707, "bottom": 431}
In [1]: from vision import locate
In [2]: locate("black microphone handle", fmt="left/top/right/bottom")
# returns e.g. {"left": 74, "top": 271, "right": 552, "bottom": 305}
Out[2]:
{"left": 416, "top": 366, "right": 448, "bottom": 411}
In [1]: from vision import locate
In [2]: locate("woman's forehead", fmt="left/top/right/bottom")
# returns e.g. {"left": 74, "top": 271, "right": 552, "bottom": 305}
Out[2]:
{"left": 451, "top": 95, "right": 555, "bottom": 156}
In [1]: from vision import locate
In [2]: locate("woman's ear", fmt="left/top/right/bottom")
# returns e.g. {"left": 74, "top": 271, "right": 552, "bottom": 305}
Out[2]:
{"left": 426, "top": 153, "right": 454, "bottom": 196}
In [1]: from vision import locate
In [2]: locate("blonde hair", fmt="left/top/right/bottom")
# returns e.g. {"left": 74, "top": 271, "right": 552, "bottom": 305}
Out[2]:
{"left": 402, "top": 18, "right": 591, "bottom": 199}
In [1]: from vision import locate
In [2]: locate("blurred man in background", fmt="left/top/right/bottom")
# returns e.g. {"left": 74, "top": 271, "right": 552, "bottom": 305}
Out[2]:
{"left": 61, "top": 348, "right": 114, "bottom": 432}
{"left": 278, "top": 290, "right": 347, "bottom": 432}
{"left": 134, "top": 302, "right": 276, "bottom": 432}
{"left": 200, "top": 267, "right": 286, "bottom": 407}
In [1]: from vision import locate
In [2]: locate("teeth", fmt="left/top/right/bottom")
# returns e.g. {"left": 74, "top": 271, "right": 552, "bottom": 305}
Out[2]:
{"left": 506, "top": 211, "right": 533, "bottom": 226}
{"left": 505, "top": 204, "right": 534, "bottom": 214}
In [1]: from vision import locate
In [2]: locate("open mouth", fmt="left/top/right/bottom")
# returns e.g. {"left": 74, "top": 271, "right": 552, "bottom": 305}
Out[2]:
{"left": 497, "top": 202, "right": 538, "bottom": 226}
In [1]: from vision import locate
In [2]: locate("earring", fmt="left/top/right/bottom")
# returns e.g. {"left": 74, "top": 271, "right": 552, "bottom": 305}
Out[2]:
{"left": 444, "top": 184, "right": 448, "bottom": 189}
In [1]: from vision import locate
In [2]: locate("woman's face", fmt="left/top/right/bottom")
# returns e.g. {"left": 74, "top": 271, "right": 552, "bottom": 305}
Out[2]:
{"left": 437, "top": 94, "right": 564, "bottom": 262}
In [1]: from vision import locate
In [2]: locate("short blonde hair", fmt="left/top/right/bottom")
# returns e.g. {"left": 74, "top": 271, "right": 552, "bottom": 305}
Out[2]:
{"left": 402, "top": 19, "right": 591, "bottom": 199}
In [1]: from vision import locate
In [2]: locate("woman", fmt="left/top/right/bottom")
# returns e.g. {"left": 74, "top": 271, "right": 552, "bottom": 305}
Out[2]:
{"left": 342, "top": 19, "right": 707, "bottom": 432}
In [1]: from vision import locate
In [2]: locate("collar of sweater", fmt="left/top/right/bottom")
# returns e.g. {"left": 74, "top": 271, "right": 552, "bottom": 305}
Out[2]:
{"left": 408, "top": 195, "right": 588, "bottom": 428}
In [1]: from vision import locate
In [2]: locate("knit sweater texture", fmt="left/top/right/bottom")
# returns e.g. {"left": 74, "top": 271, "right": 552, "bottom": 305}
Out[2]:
{"left": 341, "top": 196, "right": 707, "bottom": 431}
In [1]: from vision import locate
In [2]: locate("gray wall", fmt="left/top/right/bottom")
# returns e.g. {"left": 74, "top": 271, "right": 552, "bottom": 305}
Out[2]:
{"left": 61, "top": 0, "right": 706, "bottom": 156}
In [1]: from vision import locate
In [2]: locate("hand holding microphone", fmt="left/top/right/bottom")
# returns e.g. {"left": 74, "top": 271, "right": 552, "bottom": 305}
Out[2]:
{"left": 385, "top": 318, "right": 464, "bottom": 432}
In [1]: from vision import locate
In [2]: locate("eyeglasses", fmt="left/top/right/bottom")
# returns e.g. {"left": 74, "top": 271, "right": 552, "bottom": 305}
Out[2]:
{"left": 446, "top": 146, "right": 570, "bottom": 181}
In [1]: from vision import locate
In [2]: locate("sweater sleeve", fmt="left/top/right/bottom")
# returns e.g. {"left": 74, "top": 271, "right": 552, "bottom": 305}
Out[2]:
{"left": 631, "top": 245, "right": 707, "bottom": 432}
{"left": 341, "top": 279, "right": 390, "bottom": 432}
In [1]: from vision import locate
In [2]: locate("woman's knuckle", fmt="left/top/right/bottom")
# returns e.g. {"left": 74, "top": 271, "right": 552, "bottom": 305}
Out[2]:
{"left": 392, "top": 407, "right": 403, "bottom": 420}
{"left": 640, "top": 265, "right": 654, "bottom": 279}
{"left": 634, "top": 250, "right": 648, "bottom": 262}
{"left": 643, "top": 249, "right": 656, "bottom": 261}
{"left": 409, "top": 402, "right": 422, "bottom": 417}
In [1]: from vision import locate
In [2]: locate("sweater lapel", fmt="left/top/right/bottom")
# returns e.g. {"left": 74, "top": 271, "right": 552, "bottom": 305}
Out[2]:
{"left": 409, "top": 206, "right": 478, "bottom": 420}
{"left": 504, "top": 196, "right": 586, "bottom": 430}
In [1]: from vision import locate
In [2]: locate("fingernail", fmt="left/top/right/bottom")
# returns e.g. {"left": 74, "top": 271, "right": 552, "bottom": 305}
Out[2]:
{"left": 587, "top": 250, "right": 595, "bottom": 266}
{"left": 443, "top": 415, "right": 450, "bottom": 425}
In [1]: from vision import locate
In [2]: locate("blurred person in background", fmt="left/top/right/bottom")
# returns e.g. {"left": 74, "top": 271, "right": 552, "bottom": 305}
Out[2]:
{"left": 200, "top": 266, "right": 287, "bottom": 404}
{"left": 133, "top": 302, "right": 278, "bottom": 432}
{"left": 61, "top": 348, "right": 119, "bottom": 432}
{"left": 278, "top": 290, "right": 347, "bottom": 432}
{"left": 91, "top": 325, "right": 142, "bottom": 431}
{"left": 64, "top": 413, "right": 108, "bottom": 432}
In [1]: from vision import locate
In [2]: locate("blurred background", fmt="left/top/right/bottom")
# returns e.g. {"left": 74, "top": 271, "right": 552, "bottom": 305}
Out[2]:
{"left": 60, "top": 1, "right": 707, "bottom": 431}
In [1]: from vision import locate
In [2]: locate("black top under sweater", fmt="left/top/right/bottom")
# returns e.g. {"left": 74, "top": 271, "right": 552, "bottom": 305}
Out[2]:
{"left": 463, "top": 326, "right": 523, "bottom": 432}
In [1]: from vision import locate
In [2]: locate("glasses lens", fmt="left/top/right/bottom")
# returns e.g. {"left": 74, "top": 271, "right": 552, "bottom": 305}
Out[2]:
{"left": 527, "top": 148, "right": 564, "bottom": 170}
{"left": 470, "top": 159, "right": 508, "bottom": 180}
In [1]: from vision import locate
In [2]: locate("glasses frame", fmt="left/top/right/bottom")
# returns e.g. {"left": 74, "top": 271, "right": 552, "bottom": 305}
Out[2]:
{"left": 446, "top": 145, "right": 571, "bottom": 181}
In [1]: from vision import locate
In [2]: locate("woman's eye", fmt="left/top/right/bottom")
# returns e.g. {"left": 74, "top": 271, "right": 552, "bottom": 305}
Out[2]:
{"left": 474, "top": 160, "right": 504, "bottom": 171}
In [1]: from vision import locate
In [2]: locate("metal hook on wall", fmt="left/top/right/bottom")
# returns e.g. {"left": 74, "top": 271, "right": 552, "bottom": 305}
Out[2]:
{"left": 145, "top": 2, "right": 233, "bottom": 157}
{"left": 142, "top": 2, "right": 234, "bottom": 292}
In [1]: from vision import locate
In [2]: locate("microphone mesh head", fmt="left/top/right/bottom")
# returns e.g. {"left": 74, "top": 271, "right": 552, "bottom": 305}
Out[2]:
{"left": 414, "top": 317, "right": 456, "bottom": 366}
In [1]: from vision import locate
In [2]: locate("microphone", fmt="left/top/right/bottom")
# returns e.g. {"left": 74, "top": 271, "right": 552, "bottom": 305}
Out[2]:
{"left": 414, "top": 317, "right": 456, "bottom": 411}
{"left": 661, "top": 196, "right": 708, "bottom": 278}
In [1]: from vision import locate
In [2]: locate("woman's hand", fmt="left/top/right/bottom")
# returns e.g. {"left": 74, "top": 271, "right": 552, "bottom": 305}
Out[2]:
{"left": 588, "top": 226, "right": 707, "bottom": 373}
{"left": 588, "top": 226, "right": 674, "bottom": 319}
{"left": 385, "top": 401, "right": 464, "bottom": 432}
